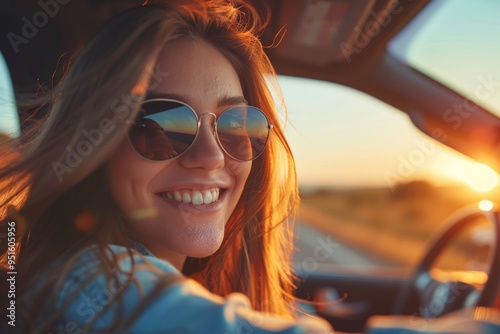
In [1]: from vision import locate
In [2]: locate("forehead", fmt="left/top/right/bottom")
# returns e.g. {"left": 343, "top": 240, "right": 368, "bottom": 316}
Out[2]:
{"left": 149, "top": 38, "right": 244, "bottom": 109}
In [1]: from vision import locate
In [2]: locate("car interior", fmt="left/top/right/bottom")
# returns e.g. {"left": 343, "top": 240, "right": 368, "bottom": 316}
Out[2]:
{"left": 1, "top": 0, "right": 500, "bottom": 332}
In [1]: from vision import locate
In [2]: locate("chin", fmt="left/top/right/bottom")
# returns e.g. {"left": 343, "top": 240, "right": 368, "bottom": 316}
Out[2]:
{"left": 183, "top": 239, "right": 223, "bottom": 258}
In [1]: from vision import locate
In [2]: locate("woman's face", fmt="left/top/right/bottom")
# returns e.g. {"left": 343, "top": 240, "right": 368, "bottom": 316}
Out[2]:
{"left": 106, "top": 39, "right": 252, "bottom": 269}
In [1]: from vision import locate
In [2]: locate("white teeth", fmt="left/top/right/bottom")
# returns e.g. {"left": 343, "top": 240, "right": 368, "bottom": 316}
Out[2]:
{"left": 203, "top": 190, "right": 212, "bottom": 204}
{"left": 174, "top": 191, "right": 182, "bottom": 202}
{"left": 182, "top": 192, "right": 191, "bottom": 203}
{"left": 160, "top": 188, "right": 220, "bottom": 205}
{"left": 192, "top": 191, "right": 203, "bottom": 205}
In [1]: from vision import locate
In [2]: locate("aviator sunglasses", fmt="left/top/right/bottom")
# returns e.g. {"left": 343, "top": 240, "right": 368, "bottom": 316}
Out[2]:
{"left": 128, "top": 99, "right": 273, "bottom": 161}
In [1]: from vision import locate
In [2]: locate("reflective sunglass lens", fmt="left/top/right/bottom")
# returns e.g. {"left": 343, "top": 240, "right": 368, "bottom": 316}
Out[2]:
{"left": 217, "top": 106, "right": 270, "bottom": 161}
{"left": 129, "top": 101, "right": 197, "bottom": 160}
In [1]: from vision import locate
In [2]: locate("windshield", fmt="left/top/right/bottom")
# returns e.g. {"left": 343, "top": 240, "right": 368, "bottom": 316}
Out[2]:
{"left": 280, "top": 75, "right": 499, "bottom": 192}
{"left": 389, "top": 0, "right": 500, "bottom": 117}
{"left": 279, "top": 75, "right": 499, "bottom": 269}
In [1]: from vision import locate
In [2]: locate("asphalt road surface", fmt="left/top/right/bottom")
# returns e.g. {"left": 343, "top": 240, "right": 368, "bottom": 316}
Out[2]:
{"left": 293, "top": 221, "right": 399, "bottom": 269}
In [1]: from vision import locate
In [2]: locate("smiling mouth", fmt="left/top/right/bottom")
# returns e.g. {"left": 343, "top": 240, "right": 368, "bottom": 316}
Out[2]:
{"left": 156, "top": 188, "right": 222, "bottom": 205}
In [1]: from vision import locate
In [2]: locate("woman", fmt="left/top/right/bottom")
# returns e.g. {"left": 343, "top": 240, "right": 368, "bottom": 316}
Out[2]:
{"left": 0, "top": 0, "right": 333, "bottom": 333}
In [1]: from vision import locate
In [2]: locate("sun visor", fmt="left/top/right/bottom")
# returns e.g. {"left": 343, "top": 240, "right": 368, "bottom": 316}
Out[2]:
{"left": 274, "top": 0, "right": 377, "bottom": 66}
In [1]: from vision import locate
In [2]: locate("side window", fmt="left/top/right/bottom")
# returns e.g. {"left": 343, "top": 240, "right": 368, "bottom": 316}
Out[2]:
{"left": 0, "top": 51, "right": 20, "bottom": 139}
{"left": 278, "top": 75, "right": 498, "bottom": 270}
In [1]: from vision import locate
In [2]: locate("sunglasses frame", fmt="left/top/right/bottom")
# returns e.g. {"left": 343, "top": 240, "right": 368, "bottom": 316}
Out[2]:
{"left": 127, "top": 98, "right": 274, "bottom": 162}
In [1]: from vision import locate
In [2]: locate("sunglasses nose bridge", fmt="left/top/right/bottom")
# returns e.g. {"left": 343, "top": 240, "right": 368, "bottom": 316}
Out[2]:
{"left": 198, "top": 112, "right": 218, "bottom": 136}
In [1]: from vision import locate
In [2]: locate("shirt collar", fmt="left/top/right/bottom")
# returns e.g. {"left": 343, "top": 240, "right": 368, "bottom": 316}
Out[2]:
{"left": 130, "top": 240, "right": 156, "bottom": 257}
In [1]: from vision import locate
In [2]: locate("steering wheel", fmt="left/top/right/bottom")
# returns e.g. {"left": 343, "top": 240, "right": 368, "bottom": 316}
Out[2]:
{"left": 392, "top": 206, "right": 500, "bottom": 317}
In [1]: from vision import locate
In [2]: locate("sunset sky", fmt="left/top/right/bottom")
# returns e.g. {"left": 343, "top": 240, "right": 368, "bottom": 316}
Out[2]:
{"left": 279, "top": 75, "right": 499, "bottom": 191}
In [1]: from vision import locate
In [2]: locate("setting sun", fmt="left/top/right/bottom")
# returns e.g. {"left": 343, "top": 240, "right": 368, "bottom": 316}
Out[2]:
{"left": 449, "top": 162, "right": 499, "bottom": 192}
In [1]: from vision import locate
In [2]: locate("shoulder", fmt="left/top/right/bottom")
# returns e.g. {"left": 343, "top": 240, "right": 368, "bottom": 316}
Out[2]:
{"left": 33, "top": 244, "right": 183, "bottom": 330}
{"left": 54, "top": 243, "right": 181, "bottom": 304}
{"left": 57, "top": 243, "right": 182, "bottom": 309}
{"left": 66, "top": 243, "right": 180, "bottom": 276}
{"left": 41, "top": 244, "right": 317, "bottom": 333}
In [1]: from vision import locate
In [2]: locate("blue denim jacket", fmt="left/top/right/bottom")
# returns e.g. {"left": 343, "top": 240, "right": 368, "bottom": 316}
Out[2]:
{"left": 28, "top": 243, "right": 321, "bottom": 334}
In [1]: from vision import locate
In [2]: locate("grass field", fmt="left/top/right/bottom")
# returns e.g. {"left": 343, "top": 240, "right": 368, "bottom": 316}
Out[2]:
{"left": 298, "top": 181, "right": 496, "bottom": 269}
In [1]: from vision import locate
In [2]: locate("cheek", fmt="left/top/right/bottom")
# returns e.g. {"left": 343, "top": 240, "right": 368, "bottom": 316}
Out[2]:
{"left": 227, "top": 160, "right": 252, "bottom": 200}
{"left": 224, "top": 160, "right": 252, "bottom": 228}
{"left": 105, "top": 140, "right": 162, "bottom": 211}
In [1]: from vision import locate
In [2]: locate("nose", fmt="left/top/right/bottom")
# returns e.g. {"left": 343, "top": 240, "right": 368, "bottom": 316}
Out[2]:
{"left": 179, "top": 113, "right": 225, "bottom": 170}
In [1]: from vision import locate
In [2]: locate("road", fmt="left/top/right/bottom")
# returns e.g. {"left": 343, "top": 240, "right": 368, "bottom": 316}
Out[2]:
{"left": 293, "top": 220, "right": 399, "bottom": 269}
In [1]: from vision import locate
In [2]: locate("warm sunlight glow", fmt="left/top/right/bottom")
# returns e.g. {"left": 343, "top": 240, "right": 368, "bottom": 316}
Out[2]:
{"left": 478, "top": 200, "right": 494, "bottom": 212}
{"left": 278, "top": 76, "right": 500, "bottom": 189}
{"left": 430, "top": 268, "right": 488, "bottom": 286}
{"left": 450, "top": 162, "right": 499, "bottom": 192}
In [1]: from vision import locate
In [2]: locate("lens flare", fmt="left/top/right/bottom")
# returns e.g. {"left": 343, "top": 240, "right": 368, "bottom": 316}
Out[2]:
{"left": 478, "top": 200, "right": 494, "bottom": 212}
{"left": 74, "top": 211, "right": 96, "bottom": 232}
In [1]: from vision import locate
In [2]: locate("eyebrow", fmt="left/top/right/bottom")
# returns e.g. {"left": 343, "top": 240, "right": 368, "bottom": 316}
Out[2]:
{"left": 145, "top": 92, "right": 248, "bottom": 108}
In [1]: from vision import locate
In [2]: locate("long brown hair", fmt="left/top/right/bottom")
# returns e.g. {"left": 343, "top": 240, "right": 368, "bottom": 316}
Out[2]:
{"left": 0, "top": 0, "right": 299, "bottom": 330}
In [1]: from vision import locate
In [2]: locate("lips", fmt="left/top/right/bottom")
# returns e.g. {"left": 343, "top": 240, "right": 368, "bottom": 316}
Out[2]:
{"left": 157, "top": 188, "right": 220, "bottom": 205}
